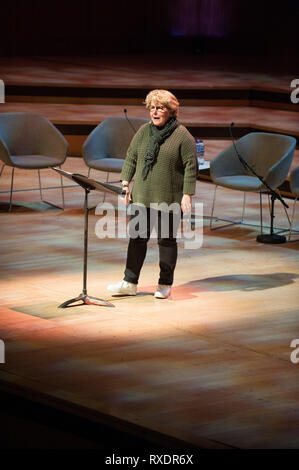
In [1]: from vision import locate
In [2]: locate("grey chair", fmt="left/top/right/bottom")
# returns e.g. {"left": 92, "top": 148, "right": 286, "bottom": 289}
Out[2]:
{"left": 0, "top": 112, "right": 69, "bottom": 211}
{"left": 82, "top": 116, "right": 148, "bottom": 200}
{"left": 210, "top": 132, "right": 296, "bottom": 232}
{"left": 288, "top": 166, "right": 299, "bottom": 240}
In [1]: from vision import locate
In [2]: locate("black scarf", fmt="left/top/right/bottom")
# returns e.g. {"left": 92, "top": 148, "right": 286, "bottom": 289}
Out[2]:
{"left": 142, "top": 117, "right": 178, "bottom": 180}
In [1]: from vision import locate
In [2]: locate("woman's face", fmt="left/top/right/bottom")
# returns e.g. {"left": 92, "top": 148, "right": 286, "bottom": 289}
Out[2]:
{"left": 150, "top": 102, "right": 171, "bottom": 127}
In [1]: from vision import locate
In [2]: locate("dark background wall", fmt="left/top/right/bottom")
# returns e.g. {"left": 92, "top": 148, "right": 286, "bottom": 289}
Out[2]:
{"left": 1, "top": 0, "right": 298, "bottom": 68}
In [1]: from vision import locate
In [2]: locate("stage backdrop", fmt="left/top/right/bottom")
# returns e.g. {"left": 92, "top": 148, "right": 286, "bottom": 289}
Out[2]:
{"left": 0, "top": 0, "right": 298, "bottom": 67}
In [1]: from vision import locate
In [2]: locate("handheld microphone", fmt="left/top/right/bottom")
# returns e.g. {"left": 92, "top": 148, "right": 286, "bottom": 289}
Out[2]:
{"left": 124, "top": 108, "right": 137, "bottom": 134}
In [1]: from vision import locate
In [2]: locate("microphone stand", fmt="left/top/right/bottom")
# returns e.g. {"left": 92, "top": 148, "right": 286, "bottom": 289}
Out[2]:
{"left": 229, "top": 123, "right": 289, "bottom": 244}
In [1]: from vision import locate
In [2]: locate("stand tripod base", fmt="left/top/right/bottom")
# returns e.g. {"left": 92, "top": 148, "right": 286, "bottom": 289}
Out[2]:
{"left": 58, "top": 293, "right": 114, "bottom": 308}
{"left": 256, "top": 234, "right": 286, "bottom": 244}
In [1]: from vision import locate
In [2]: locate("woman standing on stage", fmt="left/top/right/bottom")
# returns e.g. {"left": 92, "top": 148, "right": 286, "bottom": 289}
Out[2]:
{"left": 107, "top": 89, "right": 197, "bottom": 299}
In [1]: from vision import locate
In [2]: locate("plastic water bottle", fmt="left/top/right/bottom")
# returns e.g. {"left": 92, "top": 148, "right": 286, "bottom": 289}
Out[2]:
{"left": 196, "top": 139, "right": 205, "bottom": 165}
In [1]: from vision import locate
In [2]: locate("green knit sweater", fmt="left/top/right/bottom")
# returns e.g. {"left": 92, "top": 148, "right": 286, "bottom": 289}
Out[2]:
{"left": 121, "top": 122, "right": 198, "bottom": 207}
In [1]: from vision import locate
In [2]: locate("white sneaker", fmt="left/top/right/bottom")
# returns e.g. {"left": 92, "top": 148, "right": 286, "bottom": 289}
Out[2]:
{"left": 107, "top": 280, "right": 137, "bottom": 296}
{"left": 154, "top": 284, "right": 171, "bottom": 299}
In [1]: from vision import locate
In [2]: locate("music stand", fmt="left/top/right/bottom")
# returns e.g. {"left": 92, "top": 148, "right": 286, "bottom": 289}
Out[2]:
{"left": 53, "top": 168, "right": 124, "bottom": 308}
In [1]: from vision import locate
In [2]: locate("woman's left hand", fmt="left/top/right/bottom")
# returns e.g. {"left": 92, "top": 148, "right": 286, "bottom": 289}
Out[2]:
{"left": 181, "top": 194, "right": 192, "bottom": 213}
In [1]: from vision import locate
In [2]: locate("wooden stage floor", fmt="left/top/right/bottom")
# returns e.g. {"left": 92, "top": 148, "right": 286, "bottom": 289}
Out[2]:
{"left": 0, "top": 157, "right": 298, "bottom": 449}
{"left": 0, "top": 54, "right": 298, "bottom": 449}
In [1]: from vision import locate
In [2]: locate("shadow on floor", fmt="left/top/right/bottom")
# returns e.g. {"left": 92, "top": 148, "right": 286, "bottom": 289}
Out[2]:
{"left": 171, "top": 272, "right": 299, "bottom": 300}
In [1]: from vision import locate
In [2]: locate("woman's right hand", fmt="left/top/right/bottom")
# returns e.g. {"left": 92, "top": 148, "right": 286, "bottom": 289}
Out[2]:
{"left": 121, "top": 182, "right": 131, "bottom": 205}
{"left": 121, "top": 187, "right": 131, "bottom": 205}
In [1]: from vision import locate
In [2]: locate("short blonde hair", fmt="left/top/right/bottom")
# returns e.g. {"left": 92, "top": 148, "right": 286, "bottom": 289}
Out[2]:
{"left": 145, "top": 89, "right": 179, "bottom": 117}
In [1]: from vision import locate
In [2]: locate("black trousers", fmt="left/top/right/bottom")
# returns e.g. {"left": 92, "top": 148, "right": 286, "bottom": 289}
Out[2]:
{"left": 124, "top": 207, "right": 180, "bottom": 286}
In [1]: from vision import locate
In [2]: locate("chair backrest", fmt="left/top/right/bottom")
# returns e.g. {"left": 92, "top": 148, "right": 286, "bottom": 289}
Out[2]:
{"left": 0, "top": 112, "right": 67, "bottom": 158}
{"left": 236, "top": 133, "right": 296, "bottom": 178}
{"left": 211, "top": 132, "right": 296, "bottom": 186}
{"left": 82, "top": 116, "right": 148, "bottom": 163}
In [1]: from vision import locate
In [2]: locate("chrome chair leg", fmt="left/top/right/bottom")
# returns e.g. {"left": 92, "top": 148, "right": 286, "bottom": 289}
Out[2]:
{"left": 276, "top": 189, "right": 291, "bottom": 236}
{"left": 288, "top": 197, "right": 297, "bottom": 240}
{"left": 209, "top": 185, "right": 218, "bottom": 229}
{"left": 0, "top": 164, "right": 5, "bottom": 178}
{"left": 259, "top": 191, "right": 263, "bottom": 234}
{"left": 241, "top": 192, "right": 246, "bottom": 222}
{"left": 9, "top": 167, "right": 15, "bottom": 212}
{"left": 0, "top": 164, "right": 5, "bottom": 206}
{"left": 38, "top": 169, "right": 43, "bottom": 200}
{"left": 38, "top": 169, "right": 63, "bottom": 210}
{"left": 59, "top": 165, "right": 65, "bottom": 209}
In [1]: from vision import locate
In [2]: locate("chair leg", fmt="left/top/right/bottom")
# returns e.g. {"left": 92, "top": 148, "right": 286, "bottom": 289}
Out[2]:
{"left": 38, "top": 169, "right": 43, "bottom": 201}
{"left": 59, "top": 165, "right": 65, "bottom": 209}
{"left": 103, "top": 172, "right": 109, "bottom": 203}
{"left": 0, "top": 164, "right": 6, "bottom": 206}
{"left": 210, "top": 185, "right": 218, "bottom": 230}
{"left": 0, "top": 164, "right": 5, "bottom": 178}
{"left": 288, "top": 197, "right": 297, "bottom": 241}
{"left": 38, "top": 169, "right": 63, "bottom": 210}
{"left": 277, "top": 188, "right": 291, "bottom": 230}
{"left": 259, "top": 191, "right": 263, "bottom": 234}
{"left": 9, "top": 167, "right": 15, "bottom": 212}
{"left": 241, "top": 192, "right": 246, "bottom": 222}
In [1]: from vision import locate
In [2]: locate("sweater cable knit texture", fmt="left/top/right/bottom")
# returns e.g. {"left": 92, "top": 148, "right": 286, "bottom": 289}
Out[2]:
{"left": 121, "top": 122, "right": 198, "bottom": 207}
